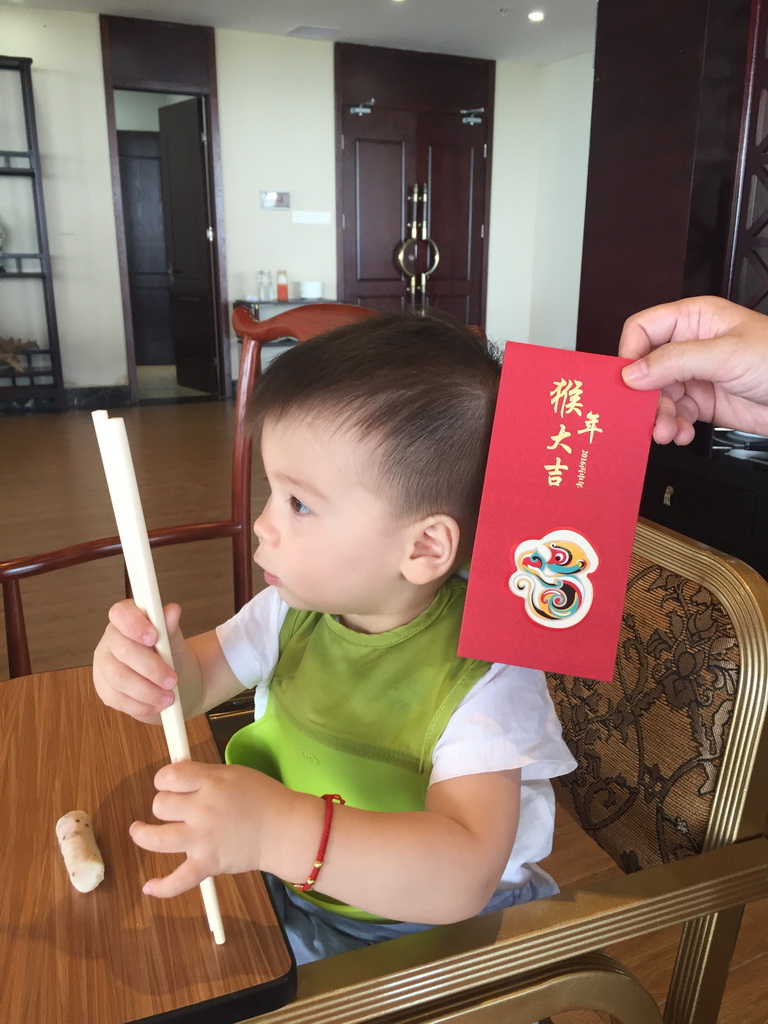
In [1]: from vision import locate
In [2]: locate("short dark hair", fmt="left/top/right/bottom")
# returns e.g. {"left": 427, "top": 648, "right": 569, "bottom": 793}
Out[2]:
{"left": 247, "top": 312, "right": 501, "bottom": 534}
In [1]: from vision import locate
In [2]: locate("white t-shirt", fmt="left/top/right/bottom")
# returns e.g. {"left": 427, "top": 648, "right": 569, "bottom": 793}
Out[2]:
{"left": 217, "top": 586, "right": 577, "bottom": 887}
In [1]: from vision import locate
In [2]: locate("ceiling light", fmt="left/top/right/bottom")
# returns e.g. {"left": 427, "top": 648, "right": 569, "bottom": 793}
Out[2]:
{"left": 528, "top": 10, "right": 545, "bottom": 21}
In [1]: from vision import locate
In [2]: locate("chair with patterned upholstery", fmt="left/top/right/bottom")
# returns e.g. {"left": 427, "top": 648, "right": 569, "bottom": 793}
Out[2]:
{"left": 255, "top": 517, "right": 768, "bottom": 1024}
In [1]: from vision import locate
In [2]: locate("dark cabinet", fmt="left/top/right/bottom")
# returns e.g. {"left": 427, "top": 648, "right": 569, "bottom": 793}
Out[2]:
{"left": 576, "top": 0, "right": 768, "bottom": 577}
{"left": 639, "top": 436, "right": 768, "bottom": 579}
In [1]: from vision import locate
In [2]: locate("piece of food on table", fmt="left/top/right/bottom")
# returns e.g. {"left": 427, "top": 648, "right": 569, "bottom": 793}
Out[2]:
{"left": 55, "top": 810, "right": 105, "bottom": 893}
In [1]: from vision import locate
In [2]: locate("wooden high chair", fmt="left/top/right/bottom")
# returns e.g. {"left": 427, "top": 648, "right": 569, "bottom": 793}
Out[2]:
{"left": 1, "top": 302, "right": 378, "bottom": 678}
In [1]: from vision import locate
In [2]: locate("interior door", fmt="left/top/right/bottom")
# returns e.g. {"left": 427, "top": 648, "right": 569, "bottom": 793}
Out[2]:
{"left": 158, "top": 97, "right": 220, "bottom": 393}
{"left": 417, "top": 112, "right": 488, "bottom": 326}
{"left": 117, "top": 130, "right": 173, "bottom": 365}
{"left": 340, "top": 106, "right": 418, "bottom": 311}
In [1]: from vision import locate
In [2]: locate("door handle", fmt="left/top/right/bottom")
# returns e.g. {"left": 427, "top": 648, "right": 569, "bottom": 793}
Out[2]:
{"left": 395, "top": 184, "right": 421, "bottom": 306}
{"left": 401, "top": 183, "right": 440, "bottom": 308}
{"left": 395, "top": 239, "right": 419, "bottom": 274}
{"left": 419, "top": 235, "right": 440, "bottom": 308}
{"left": 419, "top": 183, "right": 440, "bottom": 278}
{"left": 396, "top": 184, "right": 420, "bottom": 274}
{"left": 396, "top": 184, "right": 441, "bottom": 308}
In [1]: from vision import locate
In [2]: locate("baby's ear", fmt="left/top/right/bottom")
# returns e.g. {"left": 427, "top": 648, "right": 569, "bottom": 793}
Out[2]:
{"left": 401, "top": 514, "right": 461, "bottom": 585}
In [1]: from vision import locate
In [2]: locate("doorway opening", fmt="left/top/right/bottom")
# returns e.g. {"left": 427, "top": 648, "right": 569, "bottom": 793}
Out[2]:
{"left": 114, "top": 89, "right": 219, "bottom": 404}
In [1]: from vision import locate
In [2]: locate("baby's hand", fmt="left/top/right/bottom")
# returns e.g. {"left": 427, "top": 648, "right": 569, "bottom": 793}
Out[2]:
{"left": 129, "top": 762, "right": 290, "bottom": 897}
{"left": 93, "top": 599, "right": 183, "bottom": 720}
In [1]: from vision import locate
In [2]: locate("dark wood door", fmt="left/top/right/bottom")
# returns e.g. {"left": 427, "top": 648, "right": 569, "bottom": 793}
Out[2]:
{"left": 117, "top": 130, "right": 173, "bottom": 365}
{"left": 340, "top": 107, "right": 418, "bottom": 311}
{"left": 336, "top": 44, "right": 493, "bottom": 326}
{"left": 417, "top": 112, "right": 488, "bottom": 325}
{"left": 158, "top": 97, "right": 219, "bottom": 393}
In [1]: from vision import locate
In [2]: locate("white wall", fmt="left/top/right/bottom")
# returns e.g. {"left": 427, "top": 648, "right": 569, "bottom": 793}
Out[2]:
{"left": 0, "top": 6, "right": 594, "bottom": 389}
{"left": 486, "top": 54, "right": 593, "bottom": 351}
{"left": 215, "top": 31, "right": 337, "bottom": 305}
{"left": 485, "top": 62, "right": 542, "bottom": 348}
{"left": 528, "top": 53, "right": 594, "bottom": 350}
{"left": 0, "top": 8, "right": 126, "bottom": 389}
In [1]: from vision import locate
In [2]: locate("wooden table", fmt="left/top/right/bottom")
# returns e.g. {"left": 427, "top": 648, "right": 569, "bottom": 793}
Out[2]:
{"left": 0, "top": 667, "right": 295, "bottom": 1023}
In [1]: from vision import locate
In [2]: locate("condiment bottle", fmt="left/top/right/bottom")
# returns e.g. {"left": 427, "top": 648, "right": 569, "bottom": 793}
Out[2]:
{"left": 276, "top": 269, "right": 289, "bottom": 301}
{"left": 258, "top": 270, "right": 273, "bottom": 302}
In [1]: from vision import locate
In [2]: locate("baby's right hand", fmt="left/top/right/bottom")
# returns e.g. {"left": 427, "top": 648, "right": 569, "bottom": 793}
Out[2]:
{"left": 93, "top": 600, "right": 184, "bottom": 721}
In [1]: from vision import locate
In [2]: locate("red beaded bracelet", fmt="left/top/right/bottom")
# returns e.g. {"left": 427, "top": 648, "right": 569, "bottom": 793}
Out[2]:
{"left": 293, "top": 793, "right": 345, "bottom": 892}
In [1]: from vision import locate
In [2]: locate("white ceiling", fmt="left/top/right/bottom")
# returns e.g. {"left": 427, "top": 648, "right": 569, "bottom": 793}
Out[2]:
{"left": 4, "top": 0, "right": 598, "bottom": 64}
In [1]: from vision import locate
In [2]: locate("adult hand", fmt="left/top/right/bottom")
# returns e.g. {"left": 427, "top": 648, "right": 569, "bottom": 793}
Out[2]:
{"left": 618, "top": 295, "right": 768, "bottom": 444}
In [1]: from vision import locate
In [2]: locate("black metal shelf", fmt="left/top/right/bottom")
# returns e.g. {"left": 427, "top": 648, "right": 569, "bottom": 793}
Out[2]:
{"left": 0, "top": 149, "right": 32, "bottom": 173}
{"left": 1, "top": 252, "right": 45, "bottom": 278}
{"left": 0, "top": 55, "right": 64, "bottom": 413}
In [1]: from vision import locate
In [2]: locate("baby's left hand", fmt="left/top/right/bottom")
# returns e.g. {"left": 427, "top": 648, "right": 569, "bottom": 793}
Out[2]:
{"left": 130, "top": 761, "right": 286, "bottom": 898}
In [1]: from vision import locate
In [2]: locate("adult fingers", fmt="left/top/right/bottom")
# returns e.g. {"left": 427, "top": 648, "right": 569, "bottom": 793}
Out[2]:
{"left": 649, "top": 393, "right": 680, "bottom": 445}
{"left": 673, "top": 390, "right": 702, "bottom": 430}
{"left": 619, "top": 305, "right": 684, "bottom": 360}
{"left": 618, "top": 296, "right": 741, "bottom": 360}
{"left": 650, "top": 390, "right": 701, "bottom": 445}
{"left": 621, "top": 336, "right": 734, "bottom": 392}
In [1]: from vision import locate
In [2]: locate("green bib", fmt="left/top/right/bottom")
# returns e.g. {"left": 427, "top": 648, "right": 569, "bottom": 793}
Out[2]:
{"left": 226, "top": 577, "right": 491, "bottom": 920}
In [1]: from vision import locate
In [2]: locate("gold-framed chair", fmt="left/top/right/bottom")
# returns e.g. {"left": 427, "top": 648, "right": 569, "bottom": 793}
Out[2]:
{"left": 254, "top": 518, "right": 768, "bottom": 1024}
{"left": 1, "top": 303, "right": 379, "bottom": 679}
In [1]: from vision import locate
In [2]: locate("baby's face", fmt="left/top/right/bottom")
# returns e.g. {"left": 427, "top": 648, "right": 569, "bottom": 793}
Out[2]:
{"left": 253, "top": 415, "right": 414, "bottom": 631}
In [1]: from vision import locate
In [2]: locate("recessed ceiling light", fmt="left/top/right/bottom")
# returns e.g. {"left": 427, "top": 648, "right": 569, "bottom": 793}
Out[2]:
{"left": 528, "top": 10, "right": 545, "bottom": 21}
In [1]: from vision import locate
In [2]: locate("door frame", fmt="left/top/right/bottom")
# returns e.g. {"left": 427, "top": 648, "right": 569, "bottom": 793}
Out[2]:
{"left": 100, "top": 15, "right": 230, "bottom": 402}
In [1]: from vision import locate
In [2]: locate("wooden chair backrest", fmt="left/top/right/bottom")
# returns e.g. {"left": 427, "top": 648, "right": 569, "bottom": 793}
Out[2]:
{"left": 1, "top": 303, "right": 379, "bottom": 678}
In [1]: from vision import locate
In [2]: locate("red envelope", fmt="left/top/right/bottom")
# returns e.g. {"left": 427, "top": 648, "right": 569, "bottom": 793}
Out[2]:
{"left": 459, "top": 341, "right": 658, "bottom": 681}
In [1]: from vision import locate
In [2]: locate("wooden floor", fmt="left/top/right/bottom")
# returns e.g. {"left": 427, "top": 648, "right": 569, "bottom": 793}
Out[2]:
{"left": 136, "top": 363, "right": 211, "bottom": 400}
{"left": 1, "top": 401, "right": 766, "bottom": 1023}
{"left": 0, "top": 400, "right": 269, "bottom": 681}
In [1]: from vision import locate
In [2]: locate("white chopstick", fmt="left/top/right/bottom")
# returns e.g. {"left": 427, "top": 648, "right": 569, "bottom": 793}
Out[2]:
{"left": 92, "top": 410, "right": 225, "bottom": 945}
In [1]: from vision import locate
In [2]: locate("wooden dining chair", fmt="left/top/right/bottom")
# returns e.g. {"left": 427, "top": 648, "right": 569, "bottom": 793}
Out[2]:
{"left": 256, "top": 518, "right": 768, "bottom": 1024}
{"left": 231, "top": 301, "right": 379, "bottom": 382}
{"left": 1, "top": 302, "right": 378, "bottom": 679}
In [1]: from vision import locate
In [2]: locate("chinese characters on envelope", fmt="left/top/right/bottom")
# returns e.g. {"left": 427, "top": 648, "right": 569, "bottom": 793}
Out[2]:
{"left": 459, "top": 342, "right": 658, "bottom": 681}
